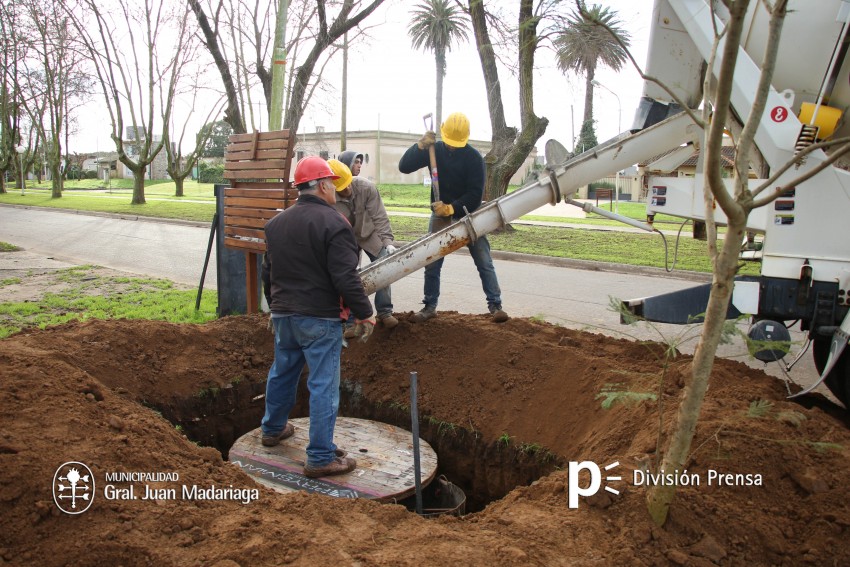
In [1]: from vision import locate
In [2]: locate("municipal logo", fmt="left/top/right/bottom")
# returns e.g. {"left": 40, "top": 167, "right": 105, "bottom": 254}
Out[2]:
{"left": 53, "top": 462, "right": 95, "bottom": 514}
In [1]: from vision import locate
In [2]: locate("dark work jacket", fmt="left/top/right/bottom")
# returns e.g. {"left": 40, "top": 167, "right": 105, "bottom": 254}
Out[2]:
{"left": 262, "top": 193, "right": 373, "bottom": 320}
{"left": 398, "top": 141, "right": 485, "bottom": 220}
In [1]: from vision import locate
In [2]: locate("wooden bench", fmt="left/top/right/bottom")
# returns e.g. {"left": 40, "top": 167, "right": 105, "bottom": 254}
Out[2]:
{"left": 595, "top": 188, "right": 613, "bottom": 207}
{"left": 222, "top": 129, "right": 297, "bottom": 313}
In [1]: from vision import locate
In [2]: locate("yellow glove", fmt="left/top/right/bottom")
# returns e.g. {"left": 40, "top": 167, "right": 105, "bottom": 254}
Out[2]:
{"left": 353, "top": 316, "right": 376, "bottom": 342}
{"left": 417, "top": 131, "right": 436, "bottom": 150}
{"left": 431, "top": 201, "right": 454, "bottom": 218}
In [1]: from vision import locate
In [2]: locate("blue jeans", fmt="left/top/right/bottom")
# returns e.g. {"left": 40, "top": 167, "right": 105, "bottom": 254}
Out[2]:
{"left": 261, "top": 315, "right": 342, "bottom": 467}
{"left": 365, "top": 247, "right": 393, "bottom": 317}
{"left": 422, "top": 214, "right": 502, "bottom": 310}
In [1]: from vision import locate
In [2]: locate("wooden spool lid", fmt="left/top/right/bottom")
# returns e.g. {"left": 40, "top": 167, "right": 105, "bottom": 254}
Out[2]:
{"left": 229, "top": 417, "right": 438, "bottom": 501}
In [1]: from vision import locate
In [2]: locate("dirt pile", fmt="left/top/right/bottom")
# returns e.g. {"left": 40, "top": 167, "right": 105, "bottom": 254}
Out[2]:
{"left": 1, "top": 313, "right": 849, "bottom": 566}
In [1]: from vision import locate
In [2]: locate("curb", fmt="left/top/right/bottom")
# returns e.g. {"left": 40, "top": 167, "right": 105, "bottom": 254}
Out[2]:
{"left": 0, "top": 203, "right": 209, "bottom": 228}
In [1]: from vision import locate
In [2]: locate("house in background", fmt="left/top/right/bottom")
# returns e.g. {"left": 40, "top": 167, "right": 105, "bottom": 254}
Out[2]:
{"left": 80, "top": 128, "right": 174, "bottom": 182}
{"left": 293, "top": 129, "right": 538, "bottom": 186}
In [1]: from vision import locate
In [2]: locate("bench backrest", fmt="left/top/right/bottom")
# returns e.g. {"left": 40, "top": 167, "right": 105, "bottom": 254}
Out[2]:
{"left": 222, "top": 130, "right": 297, "bottom": 253}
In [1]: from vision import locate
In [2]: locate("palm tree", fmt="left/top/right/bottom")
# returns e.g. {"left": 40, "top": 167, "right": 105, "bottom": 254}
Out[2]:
{"left": 407, "top": 0, "right": 470, "bottom": 128}
{"left": 555, "top": 2, "right": 630, "bottom": 152}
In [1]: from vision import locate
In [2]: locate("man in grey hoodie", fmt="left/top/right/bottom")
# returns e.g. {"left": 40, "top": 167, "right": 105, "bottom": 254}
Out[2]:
{"left": 331, "top": 152, "right": 398, "bottom": 329}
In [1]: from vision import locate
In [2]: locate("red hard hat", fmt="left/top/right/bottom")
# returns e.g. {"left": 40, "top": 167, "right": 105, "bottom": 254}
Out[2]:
{"left": 294, "top": 156, "right": 339, "bottom": 186}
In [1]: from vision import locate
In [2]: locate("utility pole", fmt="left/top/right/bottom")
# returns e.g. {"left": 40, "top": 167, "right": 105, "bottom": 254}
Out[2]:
{"left": 340, "top": 31, "right": 348, "bottom": 151}
{"left": 269, "top": 0, "right": 288, "bottom": 131}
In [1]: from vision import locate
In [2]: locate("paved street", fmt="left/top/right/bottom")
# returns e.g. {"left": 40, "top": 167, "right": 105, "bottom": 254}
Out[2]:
{"left": 0, "top": 204, "right": 824, "bottom": 394}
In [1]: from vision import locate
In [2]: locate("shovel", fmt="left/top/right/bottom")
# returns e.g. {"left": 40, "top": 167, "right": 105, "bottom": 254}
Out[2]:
{"left": 423, "top": 113, "right": 440, "bottom": 202}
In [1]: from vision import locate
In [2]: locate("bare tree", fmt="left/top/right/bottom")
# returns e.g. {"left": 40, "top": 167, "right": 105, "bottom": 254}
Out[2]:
{"left": 466, "top": 0, "right": 549, "bottom": 202}
{"left": 67, "top": 0, "right": 192, "bottom": 204}
{"left": 191, "top": 0, "right": 384, "bottom": 138}
{"left": 18, "top": 0, "right": 90, "bottom": 198}
{"left": 163, "top": 88, "right": 226, "bottom": 196}
{"left": 0, "top": 2, "right": 25, "bottom": 194}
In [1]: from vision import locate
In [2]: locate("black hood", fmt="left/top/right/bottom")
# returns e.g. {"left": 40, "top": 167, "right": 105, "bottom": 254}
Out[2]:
{"left": 338, "top": 150, "right": 363, "bottom": 170}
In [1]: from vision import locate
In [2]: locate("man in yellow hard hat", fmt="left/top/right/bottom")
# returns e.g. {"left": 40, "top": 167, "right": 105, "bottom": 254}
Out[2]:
{"left": 398, "top": 112, "right": 508, "bottom": 323}
{"left": 260, "top": 156, "right": 375, "bottom": 479}
{"left": 328, "top": 156, "right": 399, "bottom": 329}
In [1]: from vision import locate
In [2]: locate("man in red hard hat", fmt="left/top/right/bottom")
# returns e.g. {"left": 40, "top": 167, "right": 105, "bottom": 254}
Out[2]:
{"left": 261, "top": 155, "right": 375, "bottom": 479}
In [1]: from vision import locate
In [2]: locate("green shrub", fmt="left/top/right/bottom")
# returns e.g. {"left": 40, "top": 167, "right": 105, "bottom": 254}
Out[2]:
{"left": 198, "top": 162, "right": 225, "bottom": 184}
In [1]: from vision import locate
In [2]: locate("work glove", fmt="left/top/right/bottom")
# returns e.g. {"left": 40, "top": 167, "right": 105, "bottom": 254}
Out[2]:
{"left": 353, "top": 316, "right": 376, "bottom": 343}
{"left": 417, "top": 131, "right": 436, "bottom": 150}
{"left": 267, "top": 314, "right": 275, "bottom": 334}
{"left": 385, "top": 244, "right": 398, "bottom": 254}
{"left": 431, "top": 201, "right": 454, "bottom": 218}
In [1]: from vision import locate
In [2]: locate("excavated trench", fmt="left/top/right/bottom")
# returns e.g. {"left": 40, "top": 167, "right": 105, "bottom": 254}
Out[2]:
{"left": 147, "top": 372, "right": 562, "bottom": 513}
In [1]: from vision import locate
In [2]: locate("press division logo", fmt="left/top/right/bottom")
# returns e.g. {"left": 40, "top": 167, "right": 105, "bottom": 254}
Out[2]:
{"left": 53, "top": 462, "right": 95, "bottom": 514}
{"left": 568, "top": 460, "right": 621, "bottom": 508}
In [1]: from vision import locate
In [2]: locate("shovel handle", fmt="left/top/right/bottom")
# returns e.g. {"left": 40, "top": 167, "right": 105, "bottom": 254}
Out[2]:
{"left": 422, "top": 113, "right": 439, "bottom": 202}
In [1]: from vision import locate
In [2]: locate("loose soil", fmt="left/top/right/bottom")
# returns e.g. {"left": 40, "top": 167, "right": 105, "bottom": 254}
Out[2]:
{"left": 2, "top": 304, "right": 850, "bottom": 564}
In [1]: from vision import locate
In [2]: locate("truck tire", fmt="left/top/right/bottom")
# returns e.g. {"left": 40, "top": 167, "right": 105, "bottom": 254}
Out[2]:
{"left": 813, "top": 338, "right": 850, "bottom": 408}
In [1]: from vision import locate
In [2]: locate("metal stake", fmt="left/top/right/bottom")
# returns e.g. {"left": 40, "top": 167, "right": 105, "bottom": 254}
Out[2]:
{"left": 196, "top": 212, "right": 218, "bottom": 310}
{"left": 410, "top": 371, "right": 423, "bottom": 515}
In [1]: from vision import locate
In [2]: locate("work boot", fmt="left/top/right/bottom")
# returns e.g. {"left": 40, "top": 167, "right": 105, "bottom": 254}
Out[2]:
{"left": 411, "top": 305, "right": 437, "bottom": 323}
{"left": 261, "top": 423, "right": 295, "bottom": 447}
{"left": 489, "top": 306, "right": 509, "bottom": 323}
{"left": 303, "top": 456, "right": 357, "bottom": 478}
{"left": 379, "top": 313, "right": 399, "bottom": 329}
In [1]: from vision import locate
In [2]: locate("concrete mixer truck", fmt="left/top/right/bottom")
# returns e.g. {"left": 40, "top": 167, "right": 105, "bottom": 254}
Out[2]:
{"left": 357, "top": 0, "right": 850, "bottom": 407}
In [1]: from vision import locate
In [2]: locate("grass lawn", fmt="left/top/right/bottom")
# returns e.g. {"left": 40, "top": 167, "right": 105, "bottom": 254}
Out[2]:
{"left": 0, "top": 190, "right": 216, "bottom": 223}
{"left": 1, "top": 181, "right": 755, "bottom": 274}
{"left": 0, "top": 263, "right": 217, "bottom": 339}
{"left": 388, "top": 215, "right": 758, "bottom": 275}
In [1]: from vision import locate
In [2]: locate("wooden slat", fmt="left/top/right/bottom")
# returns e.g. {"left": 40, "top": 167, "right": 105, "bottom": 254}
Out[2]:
{"left": 225, "top": 188, "right": 287, "bottom": 199}
{"left": 226, "top": 148, "right": 292, "bottom": 161}
{"left": 226, "top": 139, "right": 289, "bottom": 153}
{"left": 232, "top": 181, "right": 295, "bottom": 190}
{"left": 225, "top": 225, "right": 265, "bottom": 239}
{"left": 224, "top": 196, "right": 284, "bottom": 208}
{"left": 224, "top": 168, "right": 288, "bottom": 180}
{"left": 224, "top": 236, "right": 266, "bottom": 252}
{"left": 224, "top": 159, "right": 291, "bottom": 171}
{"left": 228, "top": 130, "right": 290, "bottom": 143}
{"left": 224, "top": 206, "right": 280, "bottom": 219}
{"left": 223, "top": 215, "right": 269, "bottom": 229}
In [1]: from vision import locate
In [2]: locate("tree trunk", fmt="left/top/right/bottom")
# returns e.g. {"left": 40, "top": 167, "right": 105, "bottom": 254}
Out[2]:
{"left": 50, "top": 162, "right": 62, "bottom": 198}
{"left": 0, "top": 173, "right": 5, "bottom": 194}
{"left": 471, "top": 0, "right": 547, "bottom": 202}
{"left": 175, "top": 176, "right": 184, "bottom": 197}
{"left": 189, "top": 0, "right": 246, "bottom": 134}
{"left": 50, "top": 145, "right": 63, "bottom": 198}
{"left": 436, "top": 48, "right": 445, "bottom": 129}
{"left": 583, "top": 70, "right": 595, "bottom": 125}
{"left": 645, "top": 215, "right": 746, "bottom": 525}
{"left": 131, "top": 169, "right": 146, "bottom": 204}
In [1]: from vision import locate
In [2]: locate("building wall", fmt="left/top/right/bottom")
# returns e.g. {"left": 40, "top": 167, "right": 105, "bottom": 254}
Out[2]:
{"left": 293, "top": 130, "right": 537, "bottom": 186}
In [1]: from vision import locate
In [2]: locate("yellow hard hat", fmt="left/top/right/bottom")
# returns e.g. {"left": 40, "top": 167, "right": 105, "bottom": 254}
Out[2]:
{"left": 440, "top": 112, "right": 470, "bottom": 148}
{"left": 327, "top": 159, "right": 353, "bottom": 191}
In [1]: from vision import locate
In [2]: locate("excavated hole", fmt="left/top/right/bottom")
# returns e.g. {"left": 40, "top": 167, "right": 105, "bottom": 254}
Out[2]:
{"left": 145, "top": 373, "right": 562, "bottom": 513}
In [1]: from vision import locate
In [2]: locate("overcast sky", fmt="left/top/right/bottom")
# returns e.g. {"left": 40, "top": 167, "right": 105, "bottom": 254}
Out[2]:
{"left": 71, "top": 0, "right": 654, "bottom": 155}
